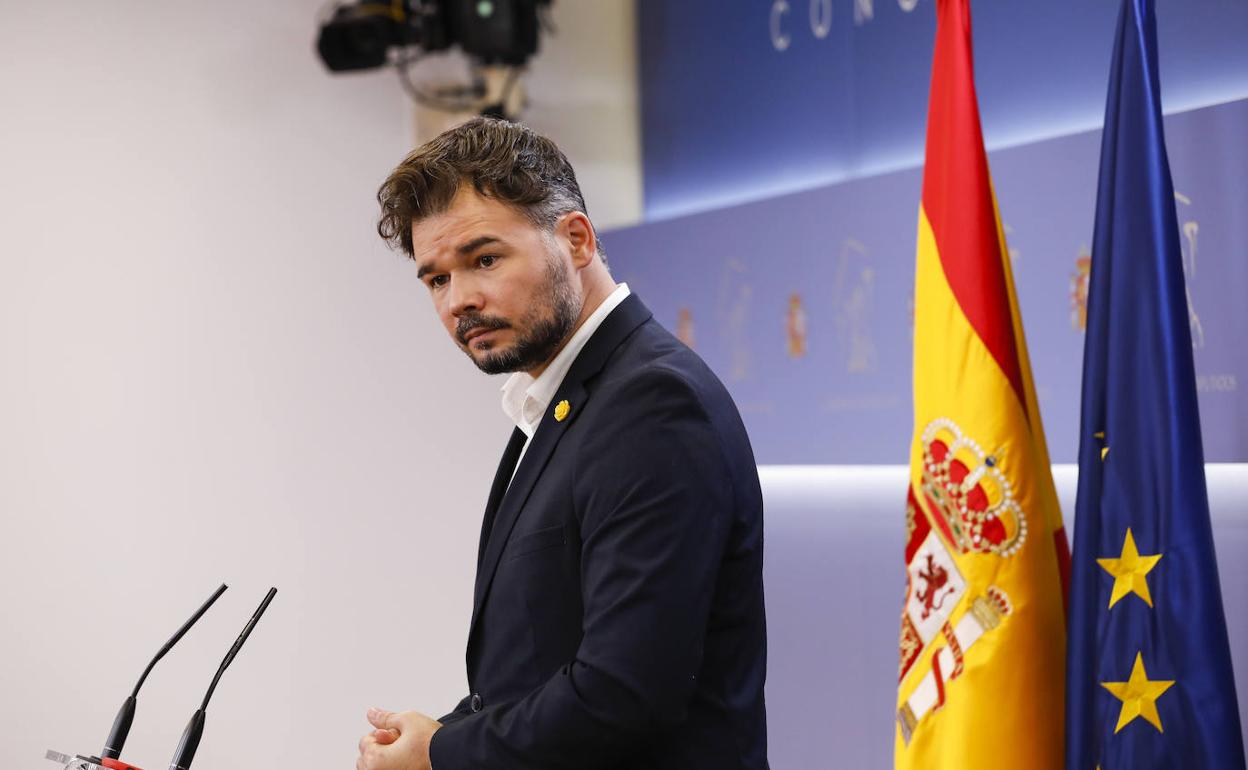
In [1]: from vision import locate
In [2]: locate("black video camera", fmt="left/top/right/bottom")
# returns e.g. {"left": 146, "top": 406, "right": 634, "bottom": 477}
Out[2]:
{"left": 316, "top": 0, "right": 548, "bottom": 73}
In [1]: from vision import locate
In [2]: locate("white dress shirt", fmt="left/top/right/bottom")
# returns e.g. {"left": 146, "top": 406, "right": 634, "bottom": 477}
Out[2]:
{"left": 500, "top": 283, "right": 631, "bottom": 475}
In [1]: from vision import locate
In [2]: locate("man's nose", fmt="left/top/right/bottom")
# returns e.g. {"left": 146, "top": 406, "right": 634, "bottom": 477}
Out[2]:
{"left": 447, "top": 276, "right": 484, "bottom": 317}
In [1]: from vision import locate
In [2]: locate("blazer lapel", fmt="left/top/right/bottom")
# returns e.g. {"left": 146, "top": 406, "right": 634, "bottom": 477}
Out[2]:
{"left": 466, "top": 294, "right": 653, "bottom": 642}
{"left": 476, "top": 427, "right": 527, "bottom": 570}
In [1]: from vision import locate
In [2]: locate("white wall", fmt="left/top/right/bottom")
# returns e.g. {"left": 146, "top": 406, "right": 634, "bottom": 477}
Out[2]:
{"left": 523, "top": 0, "right": 643, "bottom": 230}
{"left": 406, "top": 0, "right": 644, "bottom": 230}
{"left": 0, "top": 1, "right": 590, "bottom": 767}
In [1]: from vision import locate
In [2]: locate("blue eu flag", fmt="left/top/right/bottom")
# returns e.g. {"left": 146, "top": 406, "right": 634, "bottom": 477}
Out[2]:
{"left": 1064, "top": 1, "right": 1247, "bottom": 768}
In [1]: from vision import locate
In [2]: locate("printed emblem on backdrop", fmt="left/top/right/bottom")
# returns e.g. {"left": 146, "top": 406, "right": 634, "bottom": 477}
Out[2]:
{"left": 676, "top": 307, "right": 696, "bottom": 349}
{"left": 831, "top": 238, "right": 877, "bottom": 373}
{"left": 854, "top": 0, "right": 874, "bottom": 26}
{"left": 1070, "top": 247, "right": 1091, "bottom": 331}
{"left": 1174, "top": 190, "right": 1205, "bottom": 349}
{"left": 717, "top": 258, "right": 754, "bottom": 381}
{"left": 897, "top": 418, "right": 1024, "bottom": 743}
{"left": 786, "top": 294, "right": 807, "bottom": 358}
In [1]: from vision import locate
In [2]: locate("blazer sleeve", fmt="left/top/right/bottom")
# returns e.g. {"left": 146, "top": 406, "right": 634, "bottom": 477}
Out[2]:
{"left": 428, "top": 368, "right": 736, "bottom": 769}
{"left": 437, "top": 694, "right": 474, "bottom": 726}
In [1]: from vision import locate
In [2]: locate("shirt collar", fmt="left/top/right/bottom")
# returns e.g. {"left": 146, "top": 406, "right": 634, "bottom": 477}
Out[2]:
{"left": 500, "top": 283, "right": 631, "bottom": 438}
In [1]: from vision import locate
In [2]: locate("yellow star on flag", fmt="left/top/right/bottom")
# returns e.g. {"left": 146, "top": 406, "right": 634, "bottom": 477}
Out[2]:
{"left": 1097, "top": 528, "right": 1162, "bottom": 608}
{"left": 1101, "top": 652, "right": 1175, "bottom": 733}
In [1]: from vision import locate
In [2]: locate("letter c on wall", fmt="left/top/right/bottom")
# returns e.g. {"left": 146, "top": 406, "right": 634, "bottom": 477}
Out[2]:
{"left": 771, "top": 0, "right": 792, "bottom": 52}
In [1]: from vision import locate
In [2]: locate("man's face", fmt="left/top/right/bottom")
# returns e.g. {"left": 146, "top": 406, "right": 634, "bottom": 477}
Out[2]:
{"left": 412, "top": 188, "right": 582, "bottom": 375}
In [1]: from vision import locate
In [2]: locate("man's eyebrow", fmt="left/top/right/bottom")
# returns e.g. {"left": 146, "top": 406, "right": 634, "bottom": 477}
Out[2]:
{"left": 457, "top": 235, "right": 502, "bottom": 256}
{"left": 416, "top": 236, "right": 503, "bottom": 279}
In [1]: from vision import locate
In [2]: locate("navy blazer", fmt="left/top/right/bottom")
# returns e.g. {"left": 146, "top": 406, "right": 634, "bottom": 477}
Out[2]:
{"left": 429, "top": 294, "right": 769, "bottom": 769}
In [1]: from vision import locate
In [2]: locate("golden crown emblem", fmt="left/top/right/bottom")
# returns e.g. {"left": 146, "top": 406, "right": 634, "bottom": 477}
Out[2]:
{"left": 918, "top": 418, "right": 1027, "bottom": 558}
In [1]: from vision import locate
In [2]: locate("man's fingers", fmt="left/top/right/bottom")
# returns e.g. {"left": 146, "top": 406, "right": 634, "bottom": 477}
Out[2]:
{"left": 367, "top": 706, "right": 400, "bottom": 732}
{"left": 357, "top": 729, "right": 390, "bottom": 770}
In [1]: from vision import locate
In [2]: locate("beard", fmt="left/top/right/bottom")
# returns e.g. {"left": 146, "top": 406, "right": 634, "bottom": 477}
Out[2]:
{"left": 455, "top": 254, "right": 581, "bottom": 375}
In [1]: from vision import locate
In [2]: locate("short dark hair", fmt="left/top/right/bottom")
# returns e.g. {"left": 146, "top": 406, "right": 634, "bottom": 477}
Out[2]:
{"left": 376, "top": 117, "right": 603, "bottom": 261}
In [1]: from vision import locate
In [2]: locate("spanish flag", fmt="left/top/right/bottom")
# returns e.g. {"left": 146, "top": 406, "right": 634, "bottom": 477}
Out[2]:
{"left": 895, "top": 1, "right": 1069, "bottom": 767}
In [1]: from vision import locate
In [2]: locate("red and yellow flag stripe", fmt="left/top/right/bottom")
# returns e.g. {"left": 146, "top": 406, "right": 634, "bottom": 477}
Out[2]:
{"left": 896, "top": 1, "right": 1069, "bottom": 768}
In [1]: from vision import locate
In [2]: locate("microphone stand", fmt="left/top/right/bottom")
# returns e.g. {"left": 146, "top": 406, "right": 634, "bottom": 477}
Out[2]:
{"left": 168, "top": 587, "right": 278, "bottom": 770}
{"left": 45, "top": 584, "right": 229, "bottom": 770}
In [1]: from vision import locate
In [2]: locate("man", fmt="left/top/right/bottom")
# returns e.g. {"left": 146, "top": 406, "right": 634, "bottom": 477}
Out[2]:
{"left": 357, "top": 118, "right": 768, "bottom": 770}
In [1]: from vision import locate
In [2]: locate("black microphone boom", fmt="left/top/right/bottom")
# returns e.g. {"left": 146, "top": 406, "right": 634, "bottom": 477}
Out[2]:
{"left": 101, "top": 584, "right": 229, "bottom": 762}
{"left": 169, "top": 587, "right": 278, "bottom": 770}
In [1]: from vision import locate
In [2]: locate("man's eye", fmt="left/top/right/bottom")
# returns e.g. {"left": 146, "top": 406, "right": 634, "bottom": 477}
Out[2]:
{"left": 478, "top": 254, "right": 498, "bottom": 268}
{"left": 429, "top": 275, "right": 448, "bottom": 289}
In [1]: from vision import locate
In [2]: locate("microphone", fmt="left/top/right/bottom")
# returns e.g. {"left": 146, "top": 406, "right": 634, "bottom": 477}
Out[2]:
{"left": 44, "top": 583, "right": 229, "bottom": 770}
{"left": 168, "top": 587, "right": 278, "bottom": 770}
{"left": 102, "top": 584, "right": 230, "bottom": 764}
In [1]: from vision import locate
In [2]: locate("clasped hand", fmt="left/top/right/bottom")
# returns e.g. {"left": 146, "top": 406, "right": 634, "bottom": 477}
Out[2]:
{"left": 356, "top": 707, "right": 441, "bottom": 770}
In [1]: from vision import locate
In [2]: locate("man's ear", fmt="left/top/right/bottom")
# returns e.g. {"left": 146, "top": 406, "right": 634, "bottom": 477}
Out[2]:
{"left": 560, "top": 211, "right": 597, "bottom": 269}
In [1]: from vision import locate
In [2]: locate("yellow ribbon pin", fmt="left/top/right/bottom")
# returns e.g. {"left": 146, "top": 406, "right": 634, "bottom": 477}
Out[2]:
{"left": 554, "top": 400, "right": 571, "bottom": 422}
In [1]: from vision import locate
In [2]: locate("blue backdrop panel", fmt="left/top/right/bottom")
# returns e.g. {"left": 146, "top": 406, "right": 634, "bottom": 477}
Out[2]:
{"left": 638, "top": 0, "right": 1248, "bottom": 219}
{"left": 605, "top": 98, "right": 1248, "bottom": 465}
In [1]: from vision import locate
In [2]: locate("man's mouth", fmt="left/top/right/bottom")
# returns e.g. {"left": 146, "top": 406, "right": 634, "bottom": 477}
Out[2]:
{"left": 457, "top": 315, "right": 512, "bottom": 347}
{"left": 460, "top": 323, "right": 509, "bottom": 346}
